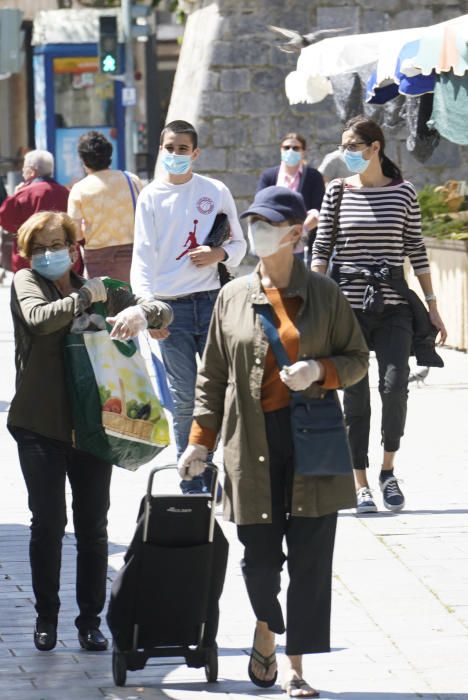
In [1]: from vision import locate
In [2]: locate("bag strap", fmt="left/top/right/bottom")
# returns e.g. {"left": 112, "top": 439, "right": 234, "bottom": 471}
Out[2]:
{"left": 123, "top": 170, "right": 138, "bottom": 211}
{"left": 329, "top": 179, "right": 345, "bottom": 258}
{"left": 254, "top": 304, "right": 309, "bottom": 401}
{"left": 248, "top": 272, "right": 291, "bottom": 369}
{"left": 254, "top": 303, "right": 291, "bottom": 369}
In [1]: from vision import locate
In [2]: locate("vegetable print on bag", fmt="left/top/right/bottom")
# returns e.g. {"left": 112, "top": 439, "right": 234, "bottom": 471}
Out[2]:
{"left": 84, "top": 331, "right": 169, "bottom": 449}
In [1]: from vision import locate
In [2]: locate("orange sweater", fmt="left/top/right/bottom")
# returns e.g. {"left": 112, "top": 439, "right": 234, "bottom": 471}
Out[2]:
{"left": 189, "top": 287, "right": 340, "bottom": 450}
{"left": 261, "top": 288, "right": 301, "bottom": 413}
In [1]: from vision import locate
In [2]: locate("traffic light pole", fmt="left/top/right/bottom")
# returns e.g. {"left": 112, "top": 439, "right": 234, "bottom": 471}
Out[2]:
{"left": 121, "top": 0, "right": 135, "bottom": 173}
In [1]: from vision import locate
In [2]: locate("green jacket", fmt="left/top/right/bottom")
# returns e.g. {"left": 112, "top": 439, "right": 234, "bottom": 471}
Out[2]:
{"left": 194, "top": 260, "right": 369, "bottom": 525}
{"left": 9, "top": 269, "right": 172, "bottom": 444}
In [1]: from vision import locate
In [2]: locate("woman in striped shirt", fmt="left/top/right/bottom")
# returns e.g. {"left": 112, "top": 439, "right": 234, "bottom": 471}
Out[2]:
{"left": 312, "top": 115, "right": 446, "bottom": 515}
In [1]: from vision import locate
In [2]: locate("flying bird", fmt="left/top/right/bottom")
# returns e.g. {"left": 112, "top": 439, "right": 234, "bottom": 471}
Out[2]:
{"left": 267, "top": 25, "right": 351, "bottom": 53}
{"left": 408, "top": 366, "right": 430, "bottom": 387}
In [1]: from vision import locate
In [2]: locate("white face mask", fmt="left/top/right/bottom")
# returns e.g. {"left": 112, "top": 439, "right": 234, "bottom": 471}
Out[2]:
{"left": 247, "top": 220, "right": 295, "bottom": 258}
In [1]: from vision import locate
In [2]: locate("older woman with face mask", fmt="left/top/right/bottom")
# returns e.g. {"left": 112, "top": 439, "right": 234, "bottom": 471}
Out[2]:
{"left": 177, "top": 187, "right": 368, "bottom": 697}
{"left": 8, "top": 211, "right": 172, "bottom": 654}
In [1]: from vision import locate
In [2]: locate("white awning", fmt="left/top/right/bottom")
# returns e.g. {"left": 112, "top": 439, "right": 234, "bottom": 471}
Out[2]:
{"left": 286, "top": 14, "right": 468, "bottom": 104}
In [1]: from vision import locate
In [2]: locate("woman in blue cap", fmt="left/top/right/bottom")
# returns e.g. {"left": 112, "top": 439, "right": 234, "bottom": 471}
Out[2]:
{"left": 177, "top": 186, "right": 368, "bottom": 697}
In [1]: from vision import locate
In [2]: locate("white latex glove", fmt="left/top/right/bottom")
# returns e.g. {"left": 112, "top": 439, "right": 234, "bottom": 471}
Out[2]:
{"left": 107, "top": 305, "right": 148, "bottom": 340}
{"left": 79, "top": 277, "right": 107, "bottom": 305}
{"left": 177, "top": 444, "right": 209, "bottom": 480}
{"left": 279, "top": 360, "right": 322, "bottom": 391}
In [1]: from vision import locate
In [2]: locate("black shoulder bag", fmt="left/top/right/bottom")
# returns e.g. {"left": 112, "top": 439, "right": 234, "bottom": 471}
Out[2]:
{"left": 254, "top": 303, "right": 353, "bottom": 477}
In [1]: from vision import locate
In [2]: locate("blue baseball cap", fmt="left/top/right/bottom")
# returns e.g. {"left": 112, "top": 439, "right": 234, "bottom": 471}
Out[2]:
{"left": 240, "top": 186, "right": 307, "bottom": 223}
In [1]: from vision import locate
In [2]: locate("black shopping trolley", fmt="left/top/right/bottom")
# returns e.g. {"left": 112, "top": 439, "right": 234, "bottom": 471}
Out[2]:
{"left": 107, "top": 464, "right": 229, "bottom": 687}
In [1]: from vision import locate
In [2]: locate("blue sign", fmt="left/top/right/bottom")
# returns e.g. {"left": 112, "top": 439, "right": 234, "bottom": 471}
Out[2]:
{"left": 55, "top": 126, "right": 118, "bottom": 187}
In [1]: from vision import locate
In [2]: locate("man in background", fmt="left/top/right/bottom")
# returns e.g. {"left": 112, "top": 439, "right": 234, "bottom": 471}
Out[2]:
{"left": 0, "top": 150, "right": 81, "bottom": 273}
{"left": 131, "top": 119, "right": 246, "bottom": 495}
{"left": 317, "top": 148, "right": 349, "bottom": 185}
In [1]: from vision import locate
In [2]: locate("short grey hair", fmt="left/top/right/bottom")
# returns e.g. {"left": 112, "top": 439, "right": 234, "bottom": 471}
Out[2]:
{"left": 24, "top": 150, "right": 54, "bottom": 177}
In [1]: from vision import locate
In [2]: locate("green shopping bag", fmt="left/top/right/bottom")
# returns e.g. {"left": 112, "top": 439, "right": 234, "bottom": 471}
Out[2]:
{"left": 64, "top": 285, "right": 170, "bottom": 470}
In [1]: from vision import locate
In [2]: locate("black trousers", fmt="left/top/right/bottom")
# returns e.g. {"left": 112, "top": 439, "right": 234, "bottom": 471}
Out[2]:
{"left": 343, "top": 305, "right": 413, "bottom": 468}
{"left": 237, "top": 408, "right": 338, "bottom": 656}
{"left": 10, "top": 427, "right": 112, "bottom": 631}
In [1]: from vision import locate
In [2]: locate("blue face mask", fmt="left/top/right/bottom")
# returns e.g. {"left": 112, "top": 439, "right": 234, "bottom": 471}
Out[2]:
{"left": 161, "top": 151, "right": 192, "bottom": 175}
{"left": 343, "top": 149, "right": 370, "bottom": 174}
{"left": 31, "top": 248, "right": 72, "bottom": 280}
{"left": 281, "top": 149, "right": 302, "bottom": 167}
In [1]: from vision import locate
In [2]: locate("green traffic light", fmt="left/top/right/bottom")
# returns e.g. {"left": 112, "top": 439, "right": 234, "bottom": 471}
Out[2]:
{"left": 102, "top": 54, "right": 117, "bottom": 73}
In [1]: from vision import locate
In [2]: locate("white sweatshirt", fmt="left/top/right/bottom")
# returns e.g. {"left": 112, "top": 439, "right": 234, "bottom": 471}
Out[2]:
{"left": 130, "top": 173, "right": 246, "bottom": 298}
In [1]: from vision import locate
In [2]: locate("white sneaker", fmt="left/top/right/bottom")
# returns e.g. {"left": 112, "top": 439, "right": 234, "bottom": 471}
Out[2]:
{"left": 356, "top": 487, "right": 378, "bottom": 514}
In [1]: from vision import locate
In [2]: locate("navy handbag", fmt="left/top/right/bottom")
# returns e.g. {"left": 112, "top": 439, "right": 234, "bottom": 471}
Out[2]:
{"left": 255, "top": 303, "right": 353, "bottom": 477}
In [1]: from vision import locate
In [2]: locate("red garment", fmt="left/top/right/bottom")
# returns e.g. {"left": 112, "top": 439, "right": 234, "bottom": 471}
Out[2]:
{"left": 0, "top": 178, "right": 83, "bottom": 274}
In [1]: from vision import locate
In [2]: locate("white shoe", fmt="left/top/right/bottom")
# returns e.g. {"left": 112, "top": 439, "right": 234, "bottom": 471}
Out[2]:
{"left": 356, "top": 487, "right": 378, "bottom": 514}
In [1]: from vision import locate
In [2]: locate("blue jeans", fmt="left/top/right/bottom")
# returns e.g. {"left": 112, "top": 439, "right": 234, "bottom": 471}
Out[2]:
{"left": 158, "top": 290, "right": 218, "bottom": 493}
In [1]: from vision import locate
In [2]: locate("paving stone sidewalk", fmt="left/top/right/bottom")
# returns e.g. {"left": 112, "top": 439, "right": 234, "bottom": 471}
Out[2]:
{"left": 0, "top": 276, "right": 467, "bottom": 700}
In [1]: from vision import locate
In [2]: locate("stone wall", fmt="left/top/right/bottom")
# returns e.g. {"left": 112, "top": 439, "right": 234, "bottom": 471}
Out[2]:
{"left": 165, "top": 0, "right": 468, "bottom": 213}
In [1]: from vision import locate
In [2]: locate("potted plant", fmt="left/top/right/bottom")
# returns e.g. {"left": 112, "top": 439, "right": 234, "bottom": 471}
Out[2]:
{"left": 418, "top": 184, "right": 468, "bottom": 241}
{"left": 406, "top": 184, "right": 468, "bottom": 350}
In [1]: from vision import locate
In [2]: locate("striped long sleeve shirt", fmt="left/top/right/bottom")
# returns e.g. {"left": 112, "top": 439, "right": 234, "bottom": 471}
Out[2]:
{"left": 312, "top": 179, "right": 430, "bottom": 309}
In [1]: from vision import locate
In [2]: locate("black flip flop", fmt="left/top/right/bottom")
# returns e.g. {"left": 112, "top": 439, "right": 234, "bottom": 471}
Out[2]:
{"left": 248, "top": 645, "right": 278, "bottom": 688}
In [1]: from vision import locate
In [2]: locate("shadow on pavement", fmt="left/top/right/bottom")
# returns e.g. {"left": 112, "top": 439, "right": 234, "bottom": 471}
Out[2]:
{"left": 340, "top": 509, "right": 468, "bottom": 518}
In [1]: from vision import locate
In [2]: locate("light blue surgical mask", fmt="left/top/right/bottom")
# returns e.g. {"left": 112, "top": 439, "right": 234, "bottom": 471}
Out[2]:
{"left": 281, "top": 149, "right": 302, "bottom": 167}
{"left": 343, "top": 149, "right": 370, "bottom": 174}
{"left": 31, "top": 248, "right": 72, "bottom": 280}
{"left": 161, "top": 151, "right": 192, "bottom": 175}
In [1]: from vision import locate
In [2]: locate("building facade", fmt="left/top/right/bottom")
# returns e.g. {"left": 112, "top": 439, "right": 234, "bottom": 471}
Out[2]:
{"left": 166, "top": 0, "right": 468, "bottom": 213}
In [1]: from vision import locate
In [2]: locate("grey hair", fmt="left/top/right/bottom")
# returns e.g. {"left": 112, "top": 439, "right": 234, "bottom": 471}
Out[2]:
{"left": 24, "top": 150, "right": 54, "bottom": 177}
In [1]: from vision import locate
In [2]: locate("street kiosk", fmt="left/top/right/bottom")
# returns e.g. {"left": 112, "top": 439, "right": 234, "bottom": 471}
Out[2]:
{"left": 32, "top": 9, "right": 125, "bottom": 186}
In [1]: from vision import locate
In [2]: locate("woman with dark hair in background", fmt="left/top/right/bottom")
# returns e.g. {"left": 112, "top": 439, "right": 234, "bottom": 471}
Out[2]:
{"left": 312, "top": 115, "right": 446, "bottom": 515}
{"left": 68, "top": 131, "right": 142, "bottom": 282}
{"left": 256, "top": 132, "right": 325, "bottom": 264}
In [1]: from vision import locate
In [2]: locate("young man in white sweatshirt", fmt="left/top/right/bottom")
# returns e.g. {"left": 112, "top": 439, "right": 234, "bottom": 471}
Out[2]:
{"left": 131, "top": 120, "right": 247, "bottom": 493}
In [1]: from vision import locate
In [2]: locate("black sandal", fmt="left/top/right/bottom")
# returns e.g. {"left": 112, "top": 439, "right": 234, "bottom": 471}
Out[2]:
{"left": 248, "top": 644, "right": 277, "bottom": 688}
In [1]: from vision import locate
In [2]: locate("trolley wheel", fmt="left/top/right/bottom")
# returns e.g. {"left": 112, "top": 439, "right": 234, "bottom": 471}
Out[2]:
{"left": 112, "top": 649, "right": 127, "bottom": 687}
{"left": 204, "top": 645, "right": 218, "bottom": 683}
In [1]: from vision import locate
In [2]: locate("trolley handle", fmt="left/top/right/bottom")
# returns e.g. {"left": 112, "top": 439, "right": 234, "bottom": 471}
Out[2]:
{"left": 143, "top": 463, "right": 220, "bottom": 544}
{"left": 146, "top": 462, "right": 219, "bottom": 500}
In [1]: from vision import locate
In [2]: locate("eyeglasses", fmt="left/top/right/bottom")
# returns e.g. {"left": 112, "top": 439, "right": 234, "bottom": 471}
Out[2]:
{"left": 281, "top": 145, "right": 302, "bottom": 151}
{"left": 338, "top": 142, "right": 369, "bottom": 153}
{"left": 31, "top": 242, "right": 68, "bottom": 256}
